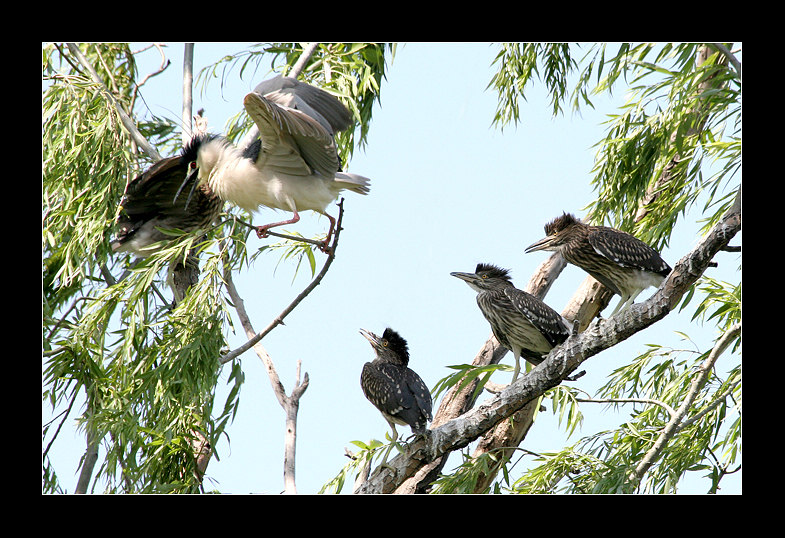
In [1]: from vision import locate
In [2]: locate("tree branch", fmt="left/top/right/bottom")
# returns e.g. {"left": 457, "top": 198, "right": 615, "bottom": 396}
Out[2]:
{"left": 575, "top": 397, "right": 677, "bottom": 420}
{"left": 219, "top": 199, "right": 345, "bottom": 365}
{"left": 223, "top": 244, "right": 311, "bottom": 493}
{"left": 631, "top": 321, "right": 741, "bottom": 483}
{"left": 451, "top": 44, "right": 736, "bottom": 493}
{"left": 66, "top": 43, "right": 161, "bottom": 160}
{"left": 358, "top": 193, "right": 740, "bottom": 494}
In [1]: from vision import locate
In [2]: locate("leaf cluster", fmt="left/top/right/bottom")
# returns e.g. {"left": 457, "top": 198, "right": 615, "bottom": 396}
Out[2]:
{"left": 510, "top": 338, "right": 740, "bottom": 494}
{"left": 488, "top": 43, "right": 741, "bottom": 250}
{"left": 42, "top": 44, "right": 249, "bottom": 493}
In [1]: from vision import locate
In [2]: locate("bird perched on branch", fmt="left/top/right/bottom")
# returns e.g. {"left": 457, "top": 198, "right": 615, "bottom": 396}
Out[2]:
{"left": 175, "top": 75, "right": 370, "bottom": 251}
{"left": 111, "top": 146, "right": 223, "bottom": 257}
{"left": 360, "top": 328, "right": 432, "bottom": 446}
{"left": 451, "top": 263, "right": 571, "bottom": 381}
{"left": 525, "top": 213, "right": 672, "bottom": 316}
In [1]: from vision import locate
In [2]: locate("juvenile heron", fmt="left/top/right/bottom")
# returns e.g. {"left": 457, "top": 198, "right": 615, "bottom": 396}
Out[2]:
{"left": 451, "top": 263, "right": 571, "bottom": 381}
{"left": 360, "top": 328, "right": 433, "bottom": 447}
{"left": 111, "top": 145, "right": 222, "bottom": 257}
{"left": 525, "top": 213, "right": 672, "bottom": 316}
{"left": 176, "top": 75, "right": 370, "bottom": 251}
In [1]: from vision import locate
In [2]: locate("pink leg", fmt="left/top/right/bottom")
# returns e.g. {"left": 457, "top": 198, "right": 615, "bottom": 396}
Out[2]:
{"left": 321, "top": 213, "right": 337, "bottom": 252}
{"left": 256, "top": 210, "right": 301, "bottom": 239}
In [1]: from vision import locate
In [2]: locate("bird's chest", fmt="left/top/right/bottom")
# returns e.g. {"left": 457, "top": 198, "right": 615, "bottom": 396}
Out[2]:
{"left": 210, "top": 161, "right": 331, "bottom": 214}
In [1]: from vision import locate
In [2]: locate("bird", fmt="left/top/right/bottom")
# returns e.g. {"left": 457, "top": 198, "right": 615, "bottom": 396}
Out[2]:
{"left": 175, "top": 75, "right": 371, "bottom": 251}
{"left": 451, "top": 263, "right": 571, "bottom": 381}
{"left": 525, "top": 213, "right": 672, "bottom": 316}
{"left": 359, "top": 328, "right": 433, "bottom": 448}
{"left": 111, "top": 144, "right": 223, "bottom": 257}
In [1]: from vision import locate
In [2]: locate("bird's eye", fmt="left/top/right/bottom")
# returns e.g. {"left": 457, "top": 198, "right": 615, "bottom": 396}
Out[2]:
{"left": 189, "top": 161, "right": 197, "bottom": 170}
{"left": 382, "top": 340, "right": 388, "bottom": 347}
{"left": 481, "top": 274, "right": 487, "bottom": 279}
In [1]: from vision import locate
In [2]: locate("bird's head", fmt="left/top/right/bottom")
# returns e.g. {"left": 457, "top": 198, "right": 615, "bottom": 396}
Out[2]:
{"left": 174, "top": 134, "right": 228, "bottom": 207}
{"left": 450, "top": 263, "right": 513, "bottom": 292}
{"left": 525, "top": 212, "right": 583, "bottom": 253}
{"left": 360, "top": 328, "right": 410, "bottom": 366}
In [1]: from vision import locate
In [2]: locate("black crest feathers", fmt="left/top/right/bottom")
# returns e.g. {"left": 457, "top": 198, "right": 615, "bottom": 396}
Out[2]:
{"left": 544, "top": 212, "right": 580, "bottom": 236}
{"left": 382, "top": 328, "right": 409, "bottom": 363}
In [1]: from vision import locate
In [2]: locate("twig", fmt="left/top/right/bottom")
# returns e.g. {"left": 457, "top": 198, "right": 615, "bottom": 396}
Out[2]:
{"left": 231, "top": 216, "right": 329, "bottom": 250}
{"left": 219, "top": 198, "right": 345, "bottom": 365}
{"left": 675, "top": 379, "right": 740, "bottom": 433}
{"left": 575, "top": 397, "right": 677, "bottom": 419}
{"left": 630, "top": 322, "right": 741, "bottom": 484}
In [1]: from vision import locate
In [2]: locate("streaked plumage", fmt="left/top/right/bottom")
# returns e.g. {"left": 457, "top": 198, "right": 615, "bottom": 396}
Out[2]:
{"left": 360, "top": 328, "right": 432, "bottom": 440}
{"left": 525, "top": 213, "right": 672, "bottom": 315}
{"left": 179, "top": 75, "right": 370, "bottom": 250}
{"left": 451, "top": 263, "right": 571, "bottom": 381}
{"left": 111, "top": 144, "right": 222, "bottom": 257}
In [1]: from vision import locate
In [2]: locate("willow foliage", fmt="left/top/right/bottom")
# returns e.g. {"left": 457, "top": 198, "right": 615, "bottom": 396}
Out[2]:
{"left": 42, "top": 42, "right": 389, "bottom": 493}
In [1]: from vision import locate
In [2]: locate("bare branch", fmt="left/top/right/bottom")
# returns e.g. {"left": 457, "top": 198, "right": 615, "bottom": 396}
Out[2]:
{"left": 223, "top": 244, "right": 311, "bottom": 494}
{"left": 219, "top": 199, "right": 345, "bottom": 365}
{"left": 182, "top": 43, "right": 195, "bottom": 145}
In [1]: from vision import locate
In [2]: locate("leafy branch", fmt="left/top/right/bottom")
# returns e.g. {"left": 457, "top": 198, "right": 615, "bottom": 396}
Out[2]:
{"left": 357, "top": 190, "right": 740, "bottom": 493}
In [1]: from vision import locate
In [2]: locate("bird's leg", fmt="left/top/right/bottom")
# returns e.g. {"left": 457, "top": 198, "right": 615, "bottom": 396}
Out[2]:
{"left": 256, "top": 211, "right": 301, "bottom": 239}
{"left": 377, "top": 425, "right": 399, "bottom": 471}
{"left": 611, "top": 291, "right": 640, "bottom": 317}
{"left": 511, "top": 354, "right": 521, "bottom": 382}
{"left": 319, "top": 212, "right": 337, "bottom": 254}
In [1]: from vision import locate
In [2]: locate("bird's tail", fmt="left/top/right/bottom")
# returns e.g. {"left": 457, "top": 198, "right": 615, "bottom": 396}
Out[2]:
{"left": 334, "top": 172, "right": 371, "bottom": 195}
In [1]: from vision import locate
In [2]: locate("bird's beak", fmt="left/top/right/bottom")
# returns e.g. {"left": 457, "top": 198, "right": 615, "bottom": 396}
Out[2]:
{"left": 173, "top": 167, "right": 200, "bottom": 210}
{"left": 450, "top": 271, "right": 479, "bottom": 284}
{"left": 524, "top": 235, "right": 554, "bottom": 253}
{"left": 450, "top": 271, "right": 476, "bottom": 281}
{"left": 359, "top": 329, "right": 382, "bottom": 349}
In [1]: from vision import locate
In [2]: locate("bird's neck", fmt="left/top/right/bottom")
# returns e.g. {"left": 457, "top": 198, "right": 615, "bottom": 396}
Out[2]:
{"left": 205, "top": 145, "right": 268, "bottom": 213}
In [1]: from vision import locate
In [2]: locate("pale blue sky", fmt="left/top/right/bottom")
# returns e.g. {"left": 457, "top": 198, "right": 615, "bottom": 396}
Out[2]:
{"left": 44, "top": 42, "right": 741, "bottom": 494}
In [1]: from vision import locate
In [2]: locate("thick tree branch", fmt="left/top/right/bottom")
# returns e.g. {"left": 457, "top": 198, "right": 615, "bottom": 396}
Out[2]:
{"left": 453, "top": 44, "right": 735, "bottom": 493}
{"left": 358, "top": 193, "right": 740, "bottom": 494}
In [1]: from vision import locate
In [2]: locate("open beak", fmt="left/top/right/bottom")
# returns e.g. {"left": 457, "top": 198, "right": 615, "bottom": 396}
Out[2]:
{"left": 524, "top": 236, "right": 554, "bottom": 253}
{"left": 359, "top": 329, "right": 382, "bottom": 350}
{"left": 173, "top": 167, "right": 200, "bottom": 210}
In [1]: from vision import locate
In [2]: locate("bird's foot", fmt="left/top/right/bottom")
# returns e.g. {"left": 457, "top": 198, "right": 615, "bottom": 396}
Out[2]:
{"left": 319, "top": 240, "right": 333, "bottom": 255}
{"left": 255, "top": 226, "right": 270, "bottom": 239}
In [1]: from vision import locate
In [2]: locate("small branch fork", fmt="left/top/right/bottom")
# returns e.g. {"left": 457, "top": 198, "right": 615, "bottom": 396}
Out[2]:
{"left": 219, "top": 198, "right": 345, "bottom": 365}
{"left": 231, "top": 216, "right": 331, "bottom": 251}
{"left": 218, "top": 198, "right": 343, "bottom": 493}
